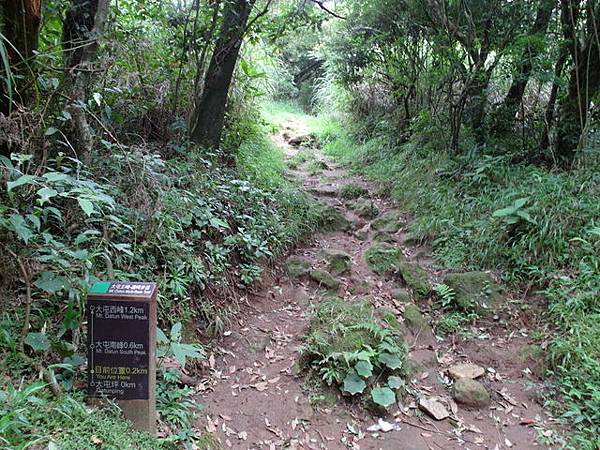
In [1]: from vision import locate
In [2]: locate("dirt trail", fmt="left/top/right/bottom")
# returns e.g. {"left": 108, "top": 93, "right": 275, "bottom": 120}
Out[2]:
{"left": 194, "top": 119, "right": 556, "bottom": 449}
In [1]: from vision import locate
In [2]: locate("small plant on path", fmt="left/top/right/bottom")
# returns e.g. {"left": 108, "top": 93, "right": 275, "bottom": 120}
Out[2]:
{"left": 301, "top": 298, "right": 408, "bottom": 408}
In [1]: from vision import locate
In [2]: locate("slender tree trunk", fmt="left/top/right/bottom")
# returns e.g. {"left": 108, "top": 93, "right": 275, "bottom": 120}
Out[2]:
{"left": 495, "top": 0, "right": 555, "bottom": 133}
{"left": 62, "top": 0, "right": 111, "bottom": 161}
{"left": 189, "top": 0, "right": 255, "bottom": 149}
{"left": 0, "top": 0, "right": 42, "bottom": 115}
{"left": 467, "top": 65, "right": 494, "bottom": 144}
{"left": 540, "top": 45, "right": 568, "bottom": 151}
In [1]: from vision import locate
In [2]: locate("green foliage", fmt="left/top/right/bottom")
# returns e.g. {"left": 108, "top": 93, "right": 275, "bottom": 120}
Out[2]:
{"left": 301, "top": 298, "right": 407, "bottom": 408}
{"left": 157, "top": 323, "right": 205, "bottom": 368}
{"left": 433, "top": 283, "right": 456, "bottom": 308}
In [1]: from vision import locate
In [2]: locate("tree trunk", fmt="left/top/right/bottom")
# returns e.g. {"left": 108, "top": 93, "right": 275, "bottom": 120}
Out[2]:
{"left": 555, "top": 0, "right": 600, "bottom": 166}
{"left": 62, "top": 0, "right": 111, "bottom": 161}
{"left": 189, "top": 0, "right": 254, "bottom": 149}
{"left": 0, "top": 0, "right": 42, "bottom": 115}
{"left": 493, "top": 0, "right": 555, "bottom": 133}
{"left": 540, "top": 45, "right": 568, "bottom": 151}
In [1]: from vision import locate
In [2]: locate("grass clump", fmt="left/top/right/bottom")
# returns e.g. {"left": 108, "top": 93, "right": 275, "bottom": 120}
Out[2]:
{"left": 301, "top": 298, "right": 408, "bottom": 408}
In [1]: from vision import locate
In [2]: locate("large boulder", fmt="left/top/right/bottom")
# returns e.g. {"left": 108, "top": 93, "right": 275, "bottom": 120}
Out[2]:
{"left": 398, "top": 261, "right": 431, "bottom": 297}
{"left": 448, "top": 363, "right": 485, "bottom": 380}
{"left": 286, "top": 256, "right": 311, "bottom": 278}
{"left": 364, "top": 242, "right": 403, "bottom": 275}
{"left": 452, "top": 379, "right": 490, "bottom": 407}
{"left": 443, "top": 272, "right": 500, "bottom": 315}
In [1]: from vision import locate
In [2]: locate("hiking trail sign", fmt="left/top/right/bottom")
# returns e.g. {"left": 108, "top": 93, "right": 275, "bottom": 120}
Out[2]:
{"left": 87, "top": 281, "right": 157, "bottom": 434}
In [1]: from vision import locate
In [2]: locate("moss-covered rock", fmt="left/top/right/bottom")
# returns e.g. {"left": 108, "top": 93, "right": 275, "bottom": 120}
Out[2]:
{"left": 391, "top": 288, "right": 412, "bottom": 303}
{"left": 309, "top": 270, "right": 340, "bottom": 290}
{"left": 286, "top": 256, "right": 311, "bottom": 278}
{"left": 324, "top": 250, "right": 352, "bottom": 276}
{"left": 318, "top": 205, "right": 351, "bottom": 232}
{"left": 404, "top": 304, "right": 428, "bottom": 332}
{"left": 352, "top": 199, "right": 379, "bottom": 219}
{"left": 340, "top": 183, "right": 369, "bottom": 200}
{"left": 398, "top": 261, "right": 431, "bottom": 297}
{"left": 371, "top": 210, "right": 403, "bottom": 233}
{"left": 443, "top": 272, "right": 500, "bottom": 315}
{"left": 364, "top": 242, "right": 403, "bottom": 275}
{"left": 452, "top": 379, "right": 490, "bottom": 407}
{"left": 372, "top": 231, "right": 396, "bottom": 243}
{"left": 378, "top": 308, "right": 402, "bottom": 330}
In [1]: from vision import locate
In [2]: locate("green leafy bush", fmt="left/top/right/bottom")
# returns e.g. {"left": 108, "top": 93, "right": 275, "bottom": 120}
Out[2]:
{"left": 301, "top": 298, "right": 407, "bottom": 407}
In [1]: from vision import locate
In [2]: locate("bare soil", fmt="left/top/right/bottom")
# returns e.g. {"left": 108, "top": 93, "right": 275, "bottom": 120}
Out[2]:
{"left": 193, "top": 121, "right": 558, "bottom": 449}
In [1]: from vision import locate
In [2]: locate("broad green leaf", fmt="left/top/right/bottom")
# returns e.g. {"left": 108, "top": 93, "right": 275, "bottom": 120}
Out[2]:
{"left": 342, "top": 370, "right": 366, "bottom": 395}
{"left": 355, "top": 360, "right": 373, "bottom": 378}
{"left": 7, "top": 174, "right": 36, "bottom": 191}
{"left": 37, "top": 187, "right": 58, "bottom": 205}
{"left": 93, "top": 92, "right": 102, "bottom": 106}
{"left": 171, "top": 343, "right": 204, "bottom": 367}
{"left": 170, "top": 322, "right": 182, "bottom": 341}
{"left": 9, "top": 214, "right": 33, "bottom": 243}
{"left": 44, "top": 127, "right": 59, "bottom": 136}
{"left": 77, "top": 198, "right": 94, "bottom": 216}
{"left": 371, "top": 387, "right": 396, "bottom": 406}
{"left": 378, "top": 352, "right": 403, "bottom": 370}
{"left": 25, "top": 332, "right": 50, "bottom": 352}
{"left": 27, "top": 214, "right": 41, "bottom": 231}
{"left": 43, "top": 172, "right": 69, "bottom": 182}
{"left": 74, "top": 229, "right": 101, "bottom": 245}
{"left": 513, "top": 197, "right": 529, "bottom": 209}
{"left": 156, "top": 327, "right": 169, "bottom": 344}
{"left": 492, "top": 206, "right": 515, "bottom": 218}
{"left": 387, "top": 376, "right": 404, "bottom": 389}
{"left": 34, "top": 272, "right": 65, "bottom": 293}
{"left": 209, "top": 217, "right": 230, "bottom": 229}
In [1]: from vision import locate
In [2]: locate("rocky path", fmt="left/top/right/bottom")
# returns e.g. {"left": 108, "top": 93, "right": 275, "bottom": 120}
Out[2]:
{"left": 193, "top": 119, "right": 558, "bottom": 449}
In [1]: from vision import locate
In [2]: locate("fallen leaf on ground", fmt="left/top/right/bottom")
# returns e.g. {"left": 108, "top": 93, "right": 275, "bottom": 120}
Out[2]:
{"left": 254, "top": 381, "right": 269, "bottom": 391}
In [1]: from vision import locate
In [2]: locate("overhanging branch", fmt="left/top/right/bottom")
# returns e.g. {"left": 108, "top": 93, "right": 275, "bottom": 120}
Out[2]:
{"left": 308, "top": 0, "right": 346, "bottom": 19}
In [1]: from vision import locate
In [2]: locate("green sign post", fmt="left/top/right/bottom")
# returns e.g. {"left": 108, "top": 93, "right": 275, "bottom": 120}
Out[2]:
{"left": 87, "top": 281, "right": 157, "bottom": 434}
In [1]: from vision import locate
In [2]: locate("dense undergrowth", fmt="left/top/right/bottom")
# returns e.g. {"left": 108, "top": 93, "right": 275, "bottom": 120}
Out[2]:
{"left": 308, "top": 109, "right": 600, "bottom": 448}
{"left": 0, "top": 108, "right": 323, "bottom": 448}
